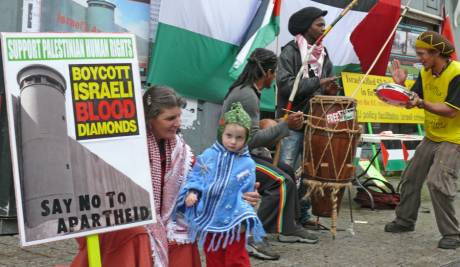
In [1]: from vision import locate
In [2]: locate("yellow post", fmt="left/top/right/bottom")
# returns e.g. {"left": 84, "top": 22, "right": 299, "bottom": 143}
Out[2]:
{"left": 87, "top": 234, "right": 102, "bottom": 267}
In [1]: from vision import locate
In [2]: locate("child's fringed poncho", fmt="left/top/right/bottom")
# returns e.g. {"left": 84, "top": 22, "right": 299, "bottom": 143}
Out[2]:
{"left": 176, "top": 141, "right": 265, "bottom": 251}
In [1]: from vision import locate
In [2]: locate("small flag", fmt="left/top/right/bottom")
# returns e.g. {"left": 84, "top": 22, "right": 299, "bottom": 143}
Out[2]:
{"left": 229, "top": 0, "right": 281, "bottom": 79}
{"left": 401, "top": 140, "right": 420, "bottom": 162}
{"left": 380, "top": 140, "right": 406, "bottom": 171}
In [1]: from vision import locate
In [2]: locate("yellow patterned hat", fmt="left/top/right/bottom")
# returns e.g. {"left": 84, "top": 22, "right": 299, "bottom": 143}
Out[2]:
{"left": 415, "top": 31, "right": 455, "bottom": 56}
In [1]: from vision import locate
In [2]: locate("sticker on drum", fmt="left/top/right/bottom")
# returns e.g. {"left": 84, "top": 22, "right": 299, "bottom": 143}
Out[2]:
{"left": 326, "top": 107, "right": 355, "bottom": 124}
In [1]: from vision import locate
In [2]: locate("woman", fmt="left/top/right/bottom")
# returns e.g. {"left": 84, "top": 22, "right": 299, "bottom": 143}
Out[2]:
{"left": 71, "top": 86, "right": 199, "bottom": 267}
{"left": 72, "top": 86, "right": 259, "bottom": 266}
{"left": 142, "top": 86, "right": 200, "bottom": 267}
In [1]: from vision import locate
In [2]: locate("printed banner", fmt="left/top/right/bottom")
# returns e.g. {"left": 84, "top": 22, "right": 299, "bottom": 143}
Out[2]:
{"left": 342, "top": 72, "right": 424, "bottom": 124}
{"left": 1, "top": 32, "right": 155, "bottom": 246}
{"left": 21, "top": 0, "right": 150, "bottom": 76}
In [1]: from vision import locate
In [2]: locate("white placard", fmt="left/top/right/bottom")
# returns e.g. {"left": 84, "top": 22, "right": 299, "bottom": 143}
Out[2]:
{"left": 1, "top": 32, "right": 155, "bottom": 246}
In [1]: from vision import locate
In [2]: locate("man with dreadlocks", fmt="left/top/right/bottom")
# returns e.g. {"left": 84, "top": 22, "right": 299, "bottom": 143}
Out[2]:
{"left": 384, "top": 31, "right": 460, "bottom": 250}
{"left": 221, "top": 48, "right": 319, "bottom": 261}
{"left": 275, "top": 6, "right": 340, "bottom": 229}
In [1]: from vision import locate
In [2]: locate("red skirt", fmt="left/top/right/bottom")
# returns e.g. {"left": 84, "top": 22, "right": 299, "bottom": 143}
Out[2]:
{"left": 71, "top": 227, "right": 152, "bottom": 267}
{"left": 168, "top": 242, "right": 202, "bottom": 267}
{"left": 71, "top": 227, "right": 202, "bottom": 267}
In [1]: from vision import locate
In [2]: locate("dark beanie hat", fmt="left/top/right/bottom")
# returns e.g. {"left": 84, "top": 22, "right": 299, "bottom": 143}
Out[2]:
{"left": 288, "top": 7, "right": 327, "bottom": 36}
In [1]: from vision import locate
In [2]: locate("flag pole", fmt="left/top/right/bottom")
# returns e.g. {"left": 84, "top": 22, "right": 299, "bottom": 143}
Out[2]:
{"left": 289, "top": 0, "right": 358, "bottom": 105}
{"left": 350, "top": 0, "right": 413, "bottom": 98}
{"left": 272, "top": 0, "right": 359, "bottom": 166}
{"left": 274, "top": 1, "right": 282, "bottom": 110}
{"left": 274, "top": 0, "right": 282, "bottom": 56}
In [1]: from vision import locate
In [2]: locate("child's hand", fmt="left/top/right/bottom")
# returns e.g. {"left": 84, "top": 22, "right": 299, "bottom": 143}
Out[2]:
{"left": 185, "top": 192, "right": 198, "bottom": 207}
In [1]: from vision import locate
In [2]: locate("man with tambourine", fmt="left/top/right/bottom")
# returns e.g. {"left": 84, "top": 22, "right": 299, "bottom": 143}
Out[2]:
{"left": 383, "top": 31, "right": 460, "bottom": 250}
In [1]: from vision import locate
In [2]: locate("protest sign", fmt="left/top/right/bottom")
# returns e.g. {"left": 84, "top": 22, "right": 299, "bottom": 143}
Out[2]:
{"left": 1, "top": 32, "right": 155, "bottom": 246}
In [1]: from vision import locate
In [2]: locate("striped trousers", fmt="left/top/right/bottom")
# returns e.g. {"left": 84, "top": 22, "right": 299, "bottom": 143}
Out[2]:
{"left": 253, "top": 156, "right": 300, "bottom": 235}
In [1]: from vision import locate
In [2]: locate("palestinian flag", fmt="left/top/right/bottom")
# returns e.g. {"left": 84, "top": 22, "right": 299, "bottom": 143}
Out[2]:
{"left": 380, "top": 140, "right": 405, "bottom": 171}
{"left": 277, "top": 0, "right": 400, "bottom": 75}
{"left": 147, "top": 0, "right": 278, "bottom": 111}
{"left": 148, "top": 0, "right": 401, "bottom": 111}
{"left": 380, "top": 139, "right": 420, "bottom": 171}
{"left": 401, "top": 140, "right": 420, "bottom": 162}
{"left": 229, "top": 0, "right": 281, "bottom": 79}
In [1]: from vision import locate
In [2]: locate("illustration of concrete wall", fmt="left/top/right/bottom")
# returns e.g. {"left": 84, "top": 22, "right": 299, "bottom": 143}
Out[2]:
{"left": 69, "top": 137, "right": 151, "bottom": 222}
{"left": 24, "top": 136, "right": 152, "bottom": 242}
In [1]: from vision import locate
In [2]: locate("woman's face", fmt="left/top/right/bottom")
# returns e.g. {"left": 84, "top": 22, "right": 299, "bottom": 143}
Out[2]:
{"left": 148, "top": 107, "right": 182, "bottom": 140}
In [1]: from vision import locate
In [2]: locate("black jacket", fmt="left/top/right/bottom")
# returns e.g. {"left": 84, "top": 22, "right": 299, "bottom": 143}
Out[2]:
{"left": 276, "top": 40, "right": 333, "bottom": 117}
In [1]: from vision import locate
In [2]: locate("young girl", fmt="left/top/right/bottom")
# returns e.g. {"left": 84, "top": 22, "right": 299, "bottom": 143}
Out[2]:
{"left": 176, "top": 102, "right": 265, "bottom": 267}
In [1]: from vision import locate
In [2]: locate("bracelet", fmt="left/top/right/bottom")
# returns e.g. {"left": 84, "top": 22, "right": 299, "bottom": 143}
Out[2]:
{"left": 416, "top": 99, "right": 425, "bottom": 109}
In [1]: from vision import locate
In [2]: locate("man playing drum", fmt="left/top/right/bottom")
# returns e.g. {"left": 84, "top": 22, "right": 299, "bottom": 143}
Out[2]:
{"left": 384, "top": 31, "right": 460, "bottom": 250}
{"left": 222, "top": 48, "right": 319, "bottom": 261}
{"left": 276, "top": 6, "right": 340, "bottom": 228}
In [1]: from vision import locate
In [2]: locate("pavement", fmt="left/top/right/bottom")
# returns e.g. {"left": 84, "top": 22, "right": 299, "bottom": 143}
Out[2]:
{"left": 1, "top": 183, "right": 460, "bottom": 267}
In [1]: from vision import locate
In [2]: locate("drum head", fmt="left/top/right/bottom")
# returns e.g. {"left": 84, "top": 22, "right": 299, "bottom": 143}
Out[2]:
{"left": 375, "top": 83, "right": 414, "bottom": 106}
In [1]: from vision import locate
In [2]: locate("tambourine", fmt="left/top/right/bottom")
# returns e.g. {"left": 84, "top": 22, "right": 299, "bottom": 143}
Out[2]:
{"left": 374, "top": 83, "right": 415, "bottom": 106}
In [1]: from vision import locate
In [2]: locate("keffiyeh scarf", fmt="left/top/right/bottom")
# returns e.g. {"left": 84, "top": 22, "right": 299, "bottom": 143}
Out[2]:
{"left": 296, "top": 34, "right": 326, "bottom": 78}
{"left": 145, "top": 132, "right": 193, "bottom": 267}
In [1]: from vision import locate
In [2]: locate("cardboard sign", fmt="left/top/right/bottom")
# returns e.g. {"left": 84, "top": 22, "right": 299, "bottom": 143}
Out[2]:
{"left": 1, "top": 32, "right": 155, "bottom": 246}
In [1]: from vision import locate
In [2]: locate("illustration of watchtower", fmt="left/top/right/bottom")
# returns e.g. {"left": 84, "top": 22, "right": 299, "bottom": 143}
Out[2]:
{"left": 17, "top": 65, "right": 74, "bottom": 228}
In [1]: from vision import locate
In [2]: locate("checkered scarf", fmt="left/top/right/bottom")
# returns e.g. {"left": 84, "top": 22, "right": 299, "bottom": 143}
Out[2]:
{"left": 145, "top": 132, "right": 193, "bottom": 267}
{"left": 296, "top": 34, "right": 325, "bottom": 78}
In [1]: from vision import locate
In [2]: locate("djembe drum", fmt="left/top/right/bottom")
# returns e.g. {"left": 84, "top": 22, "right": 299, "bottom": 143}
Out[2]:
{"left": 303, "top": 95, "right": 360, "bottom": 236}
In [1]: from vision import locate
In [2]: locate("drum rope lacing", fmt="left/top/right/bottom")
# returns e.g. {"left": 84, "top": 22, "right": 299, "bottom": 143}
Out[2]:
{"left": 305, "top": 98, "right": 359, "bottom": 181}
{"left": 303, "top": 96, "right": 360, "bottom": 237}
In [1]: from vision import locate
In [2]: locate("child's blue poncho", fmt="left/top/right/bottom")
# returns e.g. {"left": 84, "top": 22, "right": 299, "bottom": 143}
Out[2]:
{"left": 176, "top": 142, "right": 265, "bottom": 251}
